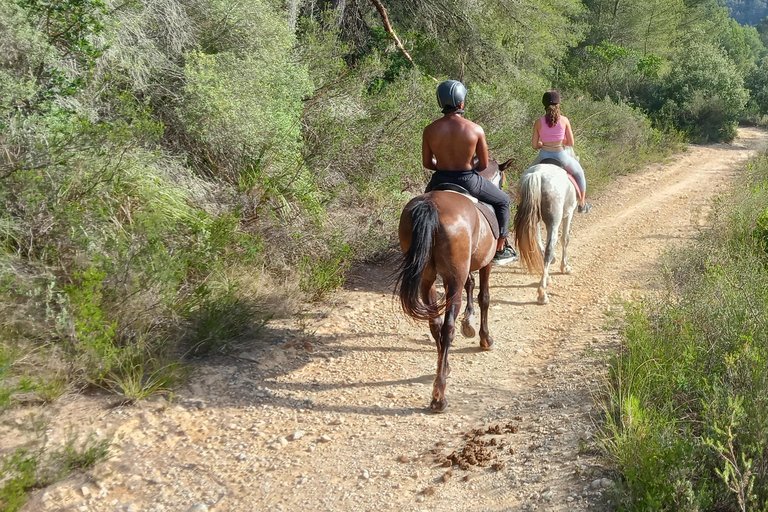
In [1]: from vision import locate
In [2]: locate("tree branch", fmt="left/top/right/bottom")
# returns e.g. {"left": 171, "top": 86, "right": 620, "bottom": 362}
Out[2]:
{"left": 368, "top": 0, "right": 438, "bottom": 82}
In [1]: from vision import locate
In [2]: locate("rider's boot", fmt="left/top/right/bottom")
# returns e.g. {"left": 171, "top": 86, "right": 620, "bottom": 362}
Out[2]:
{"left": 493, "top": 240, "right": 518, "bottom": 266}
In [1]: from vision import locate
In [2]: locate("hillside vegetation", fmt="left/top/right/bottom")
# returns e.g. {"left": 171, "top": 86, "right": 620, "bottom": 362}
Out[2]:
{"left": 0, "top": 0, "right": 765, "bottom": 432}
{"left": 725, "top": 0, "right": 768, "bottom": 25}
{"left": 601, "top": 152, "right": 768, "bottom": 511}
{"left": 2, "top": 0, "right": 768, "bottom": 508}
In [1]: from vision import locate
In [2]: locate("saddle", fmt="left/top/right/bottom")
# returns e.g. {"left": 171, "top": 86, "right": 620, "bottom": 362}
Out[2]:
{"left": 432, "top": 169, "right": 503, "bottom": 239}
{"left": 539, "top": 158, "right": 582, "bottom": 197}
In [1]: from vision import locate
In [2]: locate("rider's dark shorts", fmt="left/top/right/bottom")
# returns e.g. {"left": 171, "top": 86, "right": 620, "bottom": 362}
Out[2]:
{"left": 425, "top": 169, "right": 510, "bottom": 239}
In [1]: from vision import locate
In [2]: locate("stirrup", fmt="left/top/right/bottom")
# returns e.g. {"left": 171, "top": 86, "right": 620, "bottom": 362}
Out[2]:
{"left": 493, "top": 247, "right": 518, "bottom": 266}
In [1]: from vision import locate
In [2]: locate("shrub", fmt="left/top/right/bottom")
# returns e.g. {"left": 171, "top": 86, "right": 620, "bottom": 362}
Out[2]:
{"left": 654, "top": 41, "right": 749, "bottom": 142}
{"left": 0, "top": 430, "right": 110, "bottom": 512}
{"left": 601, "top": 153, "right": 768, "bottom": 510}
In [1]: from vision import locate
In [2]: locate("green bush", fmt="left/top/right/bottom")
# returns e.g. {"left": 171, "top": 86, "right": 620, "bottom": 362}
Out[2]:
{"left": 0, "top": 431, "right": 110, "bottom": 512}
{"left": 745, "top": 58, "right": 768, "bottom": 118}
{"left": 601, "top": 153, "right": 768, "bottom": 510}
{"left": 653, "top": 41, "right": 749, "bottom": 142}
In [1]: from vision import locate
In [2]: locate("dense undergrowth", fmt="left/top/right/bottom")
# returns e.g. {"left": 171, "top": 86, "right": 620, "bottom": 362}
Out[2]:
{"left": 1, "top": 0, "right": 768, "bottom": 507}
{"left": 0, "top": 0, "right": 692, "bottom": 410}
{"left": 601, "top": 153, "right": 768, "bottom": 511}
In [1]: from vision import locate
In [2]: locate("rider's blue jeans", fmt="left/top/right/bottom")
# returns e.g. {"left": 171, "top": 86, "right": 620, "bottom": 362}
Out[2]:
{"left": 532, "top": 149, "right": 587, "bottom": 194}
{"left": 425, "top": 169, "right": 510, "bottom": 239}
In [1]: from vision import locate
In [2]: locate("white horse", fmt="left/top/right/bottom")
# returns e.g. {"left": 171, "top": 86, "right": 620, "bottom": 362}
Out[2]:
{"left": 513, "top": 148, "right": 579, "bottom": 305}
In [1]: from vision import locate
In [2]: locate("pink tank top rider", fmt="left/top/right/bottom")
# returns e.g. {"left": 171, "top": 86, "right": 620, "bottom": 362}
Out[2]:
{"left": 538, "top": 116, "right": 565, "bottom": 143}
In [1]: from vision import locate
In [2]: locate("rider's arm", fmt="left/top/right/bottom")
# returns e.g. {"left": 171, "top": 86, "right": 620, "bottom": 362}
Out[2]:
{"left": 563, "top": 116, "right": 575, "bottom": 147}
{"left": 422, "top": 131, "right": 437, "bottom": 170}
{"left": 532, "top": 118, "right": 542, "bottom": 149}
{"left": 475, "top": 127, "right": 489, "bottom": 171}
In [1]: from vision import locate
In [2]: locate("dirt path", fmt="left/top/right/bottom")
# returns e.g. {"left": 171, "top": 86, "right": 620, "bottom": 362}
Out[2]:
{"left": 17, "top": 128, "right": 768, "bottom": 512}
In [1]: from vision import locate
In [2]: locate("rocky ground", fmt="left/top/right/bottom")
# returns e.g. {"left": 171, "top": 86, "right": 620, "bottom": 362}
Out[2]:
{"left": 5, "top": 128, "right": 768, "bottom": 512}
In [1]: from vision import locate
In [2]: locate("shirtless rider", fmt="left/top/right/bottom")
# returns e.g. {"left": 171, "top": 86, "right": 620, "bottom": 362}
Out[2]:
{"left": 422, "top": 80, "right": 518, "bottom": 265}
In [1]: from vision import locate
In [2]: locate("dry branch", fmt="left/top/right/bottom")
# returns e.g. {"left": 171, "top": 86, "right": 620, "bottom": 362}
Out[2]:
{"left": 368, "top": 0, "right": 438, "bottom": 82}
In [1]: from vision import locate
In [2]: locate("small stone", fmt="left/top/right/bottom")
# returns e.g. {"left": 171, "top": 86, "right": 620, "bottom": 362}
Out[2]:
{"left": 236, "top": 453, "right": 246, "bottom": 461}
{"left": 81, "top": 486, "right": 90, "bottom": 497}
{"left": 590, "top": 479, "right": 602, "bottom": 489}
{"left": 187, "top": 505, "right": 209, "bottom": 512}
{"left": 329, "top": 418, "right": 344, "bottom": 425}
{"left": 601, "top": 478, "right": 613, "bottom": 488}
{"left": 277, "top": 437, "right": 288, "bottom": 446}
{"left": 442, "top": 470, "right": 453, "bottom": 482}
{"left": 320, "top": 434, "right": 332, "bottom": 443}
{"left": 289, "top": 430, "right": 304, "bottom": 441}
{"left": 360, "top": 470, "right": 370, "bottom": 480}
{"left": 556, "top": 427, "right": 567, "bottom": 434}
{"left": 307, "top": 444, "right": 316, "bottom": 452}
{"left": 397, "top": 455, "right": 410, "bottom": 463}
{"left": 382, "top": 469, "right": 393, "bottom": 478}
{"left": 416, "top": 496, "right": 425, "bottom": 503}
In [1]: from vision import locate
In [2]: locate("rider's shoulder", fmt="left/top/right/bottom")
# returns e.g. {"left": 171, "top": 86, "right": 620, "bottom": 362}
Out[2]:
{"left": 462, "top": 117, "right": 484, "bottom": 132}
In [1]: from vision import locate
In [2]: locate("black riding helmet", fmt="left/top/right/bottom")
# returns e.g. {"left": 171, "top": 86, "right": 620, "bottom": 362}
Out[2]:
{"left": 437, "top": 80, "right": 467, "bottom": 114}
{"left": 542, "top": 90, "right": 561, "bottom": 106}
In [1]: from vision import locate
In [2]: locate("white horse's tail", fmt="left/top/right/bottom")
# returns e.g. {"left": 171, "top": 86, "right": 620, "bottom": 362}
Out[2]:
{"left": 514, "top": 171, "right": 545, "bottom": 274}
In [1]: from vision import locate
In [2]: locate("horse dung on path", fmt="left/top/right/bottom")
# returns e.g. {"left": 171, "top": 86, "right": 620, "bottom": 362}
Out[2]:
{"left": 513, "top": 151, "right": 579, "bottom": 305}
{"left": 394, "top": 159, "right": 511, "bottom": 413}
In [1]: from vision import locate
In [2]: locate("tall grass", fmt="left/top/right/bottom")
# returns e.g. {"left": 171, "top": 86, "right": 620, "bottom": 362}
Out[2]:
{"left": 601, "top": 154, "right": 768, "bottom": 511}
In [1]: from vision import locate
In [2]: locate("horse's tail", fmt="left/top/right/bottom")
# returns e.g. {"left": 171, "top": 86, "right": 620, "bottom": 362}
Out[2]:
{"left": 514, "top": 171, "right": 545, "bottom": 274}
{"left": 395, "top": 198, "right": 444, "bottom": 321}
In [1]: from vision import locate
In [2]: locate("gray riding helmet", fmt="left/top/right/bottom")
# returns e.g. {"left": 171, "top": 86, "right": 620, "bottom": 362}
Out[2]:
{"left": 437, "top": 80, "right": 467, "bottom": 112}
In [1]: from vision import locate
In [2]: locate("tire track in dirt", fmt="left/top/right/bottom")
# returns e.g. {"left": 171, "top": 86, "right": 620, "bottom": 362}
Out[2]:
{"left": 17, "top": 128, "right": 768, "bottom": 512}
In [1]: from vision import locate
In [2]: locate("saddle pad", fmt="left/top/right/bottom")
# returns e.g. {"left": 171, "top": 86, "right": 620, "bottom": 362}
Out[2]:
{"left": 475, "top": 202, "right": 500, "bottom": 239}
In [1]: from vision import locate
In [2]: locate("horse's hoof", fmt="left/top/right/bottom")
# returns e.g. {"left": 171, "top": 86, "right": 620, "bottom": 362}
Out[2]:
{"left": 430, "top": 398, "right": 448, "bottom": 413}
{"left": 562, "top": 265, "right": 572, "bottom": 275}
{"left": 480, "top": 337, "right": 495, "bottom": 350}
{"left": 537, "top": 294, "right": 549, "bottom": 305}
{"left": 461, "top": 319, "right": 476, "bottom": 339}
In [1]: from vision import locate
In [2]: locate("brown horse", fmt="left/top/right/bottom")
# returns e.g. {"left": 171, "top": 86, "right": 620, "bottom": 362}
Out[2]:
{"left": 395, "top": 159, "right": 512, "bottom": 412}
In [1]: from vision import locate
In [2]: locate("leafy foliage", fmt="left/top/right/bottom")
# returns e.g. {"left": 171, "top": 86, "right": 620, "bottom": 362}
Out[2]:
{"left": 724, "top": 0, "right": 768, "bottom": 25}
{"left": 0, "top": 431, "right": 110, "bottom": 512}
{"left": 601, "top": 154, "right": 768, "bottom": 510}
{"left": 569, "top": 0, "right": 764, "bottom": 141}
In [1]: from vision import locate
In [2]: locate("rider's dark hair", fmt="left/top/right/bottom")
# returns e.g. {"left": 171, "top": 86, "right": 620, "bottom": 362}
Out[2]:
{"left": 545, "top": 104, "right": 560, "bottom": 128}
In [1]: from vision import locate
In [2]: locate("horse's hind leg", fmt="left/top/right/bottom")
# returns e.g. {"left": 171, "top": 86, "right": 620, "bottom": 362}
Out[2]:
{"left": 421, "top": 269, "right": 443, "bottom": 345}
{"left": 538, "top": 216, "right": 562, "bottom": 305}
{"left": 478, "top": 264, "right": 494, "bottom": 350}
{"left": 461, "top": 273, "right": 477, "bottom": 339}
{"left": 431, "top": 277, "right": 463, "bottom": 413}
{"left": 560, "top": 212, "right": 573, "bottom": 275}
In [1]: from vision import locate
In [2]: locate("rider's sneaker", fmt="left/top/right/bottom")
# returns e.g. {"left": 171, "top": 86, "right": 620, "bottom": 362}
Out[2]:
{"left": 493, "top": 246, "right": 518, "bottom": 266}
{"left": 578, "top": 203, "right": 592, "bottom": 213}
